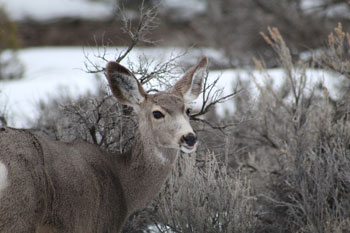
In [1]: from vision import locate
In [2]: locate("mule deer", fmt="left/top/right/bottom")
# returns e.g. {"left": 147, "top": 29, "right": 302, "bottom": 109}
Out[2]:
{"left": 0, "top": 57, "right": 208, "bottom": 233}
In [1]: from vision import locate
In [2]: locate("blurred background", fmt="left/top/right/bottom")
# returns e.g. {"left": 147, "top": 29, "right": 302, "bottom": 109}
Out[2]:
{"left": 2, "top": 0, "right": 350, "bottom": 65}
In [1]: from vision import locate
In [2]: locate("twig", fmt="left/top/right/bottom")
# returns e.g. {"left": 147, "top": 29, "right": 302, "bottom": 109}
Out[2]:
{"left": 190, "top": 117, "right": 235, "bottom": 135}
{"left": 84, "top": 1, "right": 159, "bottom": 74}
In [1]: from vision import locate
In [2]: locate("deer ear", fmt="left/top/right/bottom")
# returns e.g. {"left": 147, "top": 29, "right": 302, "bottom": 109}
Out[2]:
{"left": 171, "top": 57, "right": 208, "bottom": 103}
{"left": 106, "top": 62, "right": 146, "bottom": 109}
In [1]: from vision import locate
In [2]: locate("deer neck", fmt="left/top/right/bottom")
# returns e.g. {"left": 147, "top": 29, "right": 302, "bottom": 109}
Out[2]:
{"left": 115, "top": 129, "right": 178, "bottom": 214}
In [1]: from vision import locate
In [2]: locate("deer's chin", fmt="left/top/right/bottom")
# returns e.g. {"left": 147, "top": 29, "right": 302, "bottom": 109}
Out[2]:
{"left": 180, "top": 144, "right": 197, "bottom": 154}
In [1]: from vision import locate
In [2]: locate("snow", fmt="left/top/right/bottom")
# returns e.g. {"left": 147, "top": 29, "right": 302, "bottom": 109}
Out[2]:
{"left": 2, "top": 0, "right": 115, "bottom": 21}
{"left": 0, "top": 47, "right": 102, "bottom": 127}
{"left": 323, "top": 3, "right": 350, "bottom": 19}
{"left": 202, "top": 68, "right": 343, "bottom": 117}
{"left": 300, "top": 0, "right": 350, "bottom": 19}
{"left": 300, "top": 0, "right": 324, "bottom": 11}
{"left": 0, "top": 47, "right": 343, "bottom": 128}
{"left": 2, "top": 0, "right": 207, "bottom": 22}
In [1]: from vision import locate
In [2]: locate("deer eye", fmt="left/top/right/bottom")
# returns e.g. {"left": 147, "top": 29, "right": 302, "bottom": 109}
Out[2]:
{"left": 186, "top": 108, "right": 192, "bottom": 116}
{"left": 152, "top": 111, "right": 165, "bottom": 119}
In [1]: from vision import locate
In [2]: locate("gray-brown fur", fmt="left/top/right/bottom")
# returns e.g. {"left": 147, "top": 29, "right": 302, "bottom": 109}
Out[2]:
{"left": 0, "top": 57, "right": 207, "bottom": 233}
{"left": 172, "top": 56, "right": 208, "bottom": 102}
{"left": 0, "top": 127, "right": 126, "bottom": 233}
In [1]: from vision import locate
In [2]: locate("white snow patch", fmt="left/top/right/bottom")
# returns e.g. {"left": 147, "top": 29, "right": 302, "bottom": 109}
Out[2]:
{"left": 300, "top": 0, "right": 350, "bottom": 19}
{"left": 0, "top": 47, "right": 103, "bottom": 127}
{"left": 191, "top": 68, "right": 344, "bottom": 117}
{"left": 301, "top": 0, "right": 324, "bottom": 11}
{"left": 324, "top": 3, "right": 350, "bottom": 19}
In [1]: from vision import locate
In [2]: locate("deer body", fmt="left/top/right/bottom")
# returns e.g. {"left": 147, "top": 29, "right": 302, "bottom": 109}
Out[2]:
{"left": 0, "top": 57, "right": 207, "bottom": 233}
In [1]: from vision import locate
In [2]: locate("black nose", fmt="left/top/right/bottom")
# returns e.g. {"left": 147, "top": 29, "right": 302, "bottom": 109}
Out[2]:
{"left": 182, "top": 134, "right": 197, "bottom": 147}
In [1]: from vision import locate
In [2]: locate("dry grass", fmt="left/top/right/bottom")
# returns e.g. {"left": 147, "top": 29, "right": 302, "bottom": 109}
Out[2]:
{"left": 151, "top": 152, "right": 258, "bottom": 233}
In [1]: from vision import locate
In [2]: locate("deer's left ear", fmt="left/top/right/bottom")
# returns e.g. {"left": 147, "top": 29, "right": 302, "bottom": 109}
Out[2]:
{"left": 171, "top": 57, "right": 208, "bottom": 103}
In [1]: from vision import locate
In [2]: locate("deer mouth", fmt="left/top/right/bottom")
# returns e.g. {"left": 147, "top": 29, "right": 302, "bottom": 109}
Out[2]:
{"left": 180, "top": 144, "right": 197, "bottom": 153}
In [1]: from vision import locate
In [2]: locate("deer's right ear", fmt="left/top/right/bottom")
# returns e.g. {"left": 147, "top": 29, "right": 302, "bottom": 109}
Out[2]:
{"left": 106, "top": 61, "right": 146, "bottom": 110}
{"left": 171, "top": 57, "right": 208, "bottom": 103}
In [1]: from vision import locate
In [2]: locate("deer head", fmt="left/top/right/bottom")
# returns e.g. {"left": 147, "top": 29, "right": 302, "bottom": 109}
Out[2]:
{"left": 106, "top": 57, "right": 208, "bottom": 154}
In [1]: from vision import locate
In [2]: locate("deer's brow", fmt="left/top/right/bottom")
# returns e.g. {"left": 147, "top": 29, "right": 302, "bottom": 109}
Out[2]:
{"left": 151, "top": 93, "right": 184, "bottom": 115}
{"left": 158, "top": 104, "right": 184, "bottom": 115}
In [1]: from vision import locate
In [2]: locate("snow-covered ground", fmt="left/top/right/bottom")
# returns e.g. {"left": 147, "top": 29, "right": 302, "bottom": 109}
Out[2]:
{"left": 0, "top": 47, "right": 343, "bottom": 128}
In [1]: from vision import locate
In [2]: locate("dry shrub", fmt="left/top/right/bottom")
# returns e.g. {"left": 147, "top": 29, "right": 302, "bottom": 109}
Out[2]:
{"left": 321, "top": 22, "right": 350, "bottom": 77}
{"left": 151, "top": 152, "right": 258, "bottom": 233}
{"left": 275, "top": 117, "right": 350, "bottom": 233}
{"left": 34, "top": 83, "right": 136, "bottom": 154}
{"left": 227, "top": 25, "right": 350, "bottom": 232}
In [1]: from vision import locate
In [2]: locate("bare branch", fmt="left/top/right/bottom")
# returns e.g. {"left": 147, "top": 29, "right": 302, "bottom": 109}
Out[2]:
{"left": 84, "top": 2, "right": 159, "bottom": 74}
{"left": 190, "top": 117, "right": 236, "bottom": 135}
{"left": 83, "top": 36, "right": 109, "bottom": 74}
{"left": 192, "top": 74, "right": 241, "bottom": 118}
{"left": 138, "top": 49, "right": 189, "bottom": 85}
{"left": 116, "top": 3, "right": 159, "bottom": 63}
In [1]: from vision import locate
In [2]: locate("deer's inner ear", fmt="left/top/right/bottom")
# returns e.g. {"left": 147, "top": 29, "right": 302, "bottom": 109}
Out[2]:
{"left": 171, "top": 57, "right": 208, "bottom": 103}
{"left": 106, "top": 61, "right": 146, "bottom": 108}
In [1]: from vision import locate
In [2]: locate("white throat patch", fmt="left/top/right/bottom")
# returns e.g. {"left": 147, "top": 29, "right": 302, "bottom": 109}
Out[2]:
{"left": 155, "top": 149, "right": 168, "bottom": 164}
{"left": 0, "top": 161, "right": 8, "bottom": 195}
